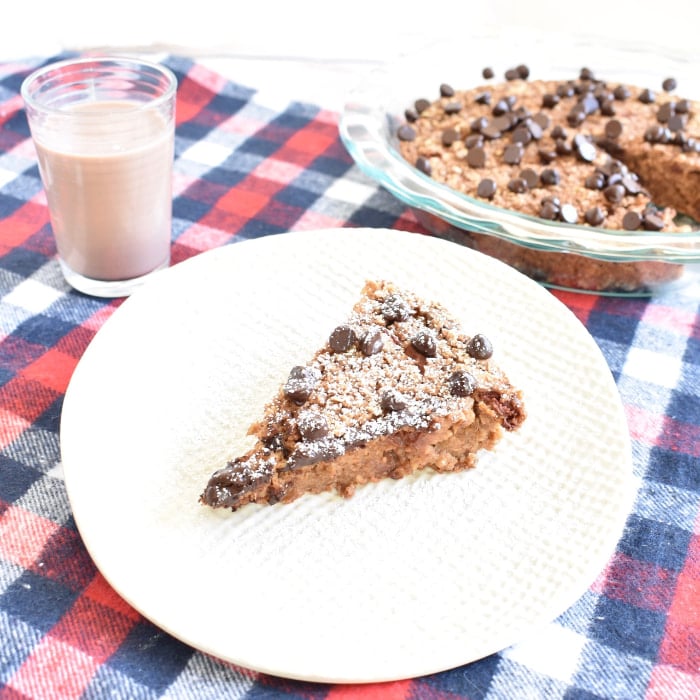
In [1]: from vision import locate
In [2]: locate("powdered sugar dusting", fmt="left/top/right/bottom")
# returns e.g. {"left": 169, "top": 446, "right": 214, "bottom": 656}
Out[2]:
{"left": 201, "top": 279, "right": 524, "bottom": 508}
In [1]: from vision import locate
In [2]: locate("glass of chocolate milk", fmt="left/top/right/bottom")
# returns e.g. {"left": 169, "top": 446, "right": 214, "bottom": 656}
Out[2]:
{"left": 22, "top": 57, "right": 177, "bottom": 297}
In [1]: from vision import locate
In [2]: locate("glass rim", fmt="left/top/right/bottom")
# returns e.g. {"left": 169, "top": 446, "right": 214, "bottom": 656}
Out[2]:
{"left": 21, "top": 55, "right": 178, "bottom": 115}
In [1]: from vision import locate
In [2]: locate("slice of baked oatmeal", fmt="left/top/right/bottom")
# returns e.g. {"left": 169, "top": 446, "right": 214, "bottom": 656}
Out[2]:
{"left": 200, "top": 280, "right": 525, "bottom": 511}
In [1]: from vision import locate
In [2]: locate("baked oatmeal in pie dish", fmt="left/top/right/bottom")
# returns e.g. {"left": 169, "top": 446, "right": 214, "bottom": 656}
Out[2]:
{"left": 339, "top": 30, "right": 700, "bottom": 295}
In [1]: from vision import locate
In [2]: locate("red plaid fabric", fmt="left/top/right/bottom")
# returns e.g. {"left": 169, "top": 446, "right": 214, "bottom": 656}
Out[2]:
{"left": 1, "top": 54, "right": 699, "bottom": 699}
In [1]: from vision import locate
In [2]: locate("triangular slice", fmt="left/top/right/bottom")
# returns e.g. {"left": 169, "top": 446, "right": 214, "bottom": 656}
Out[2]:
{"left": 200, "top": 280, "right": 526, "bottom": 511}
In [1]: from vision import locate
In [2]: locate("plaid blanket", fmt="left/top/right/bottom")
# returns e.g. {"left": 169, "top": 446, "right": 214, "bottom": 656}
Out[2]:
{"left": 0, "top": 54, "right": 698, "bottom": 700}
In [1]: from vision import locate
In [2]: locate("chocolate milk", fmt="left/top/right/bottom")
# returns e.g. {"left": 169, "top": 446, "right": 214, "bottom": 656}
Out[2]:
{"left": 33, "top": 100, "right": 174, "bottom": 281}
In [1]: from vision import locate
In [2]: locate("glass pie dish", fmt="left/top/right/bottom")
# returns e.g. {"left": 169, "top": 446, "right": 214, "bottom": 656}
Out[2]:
{"left": 339, "top": 29, "right": 700, "bottom": 295}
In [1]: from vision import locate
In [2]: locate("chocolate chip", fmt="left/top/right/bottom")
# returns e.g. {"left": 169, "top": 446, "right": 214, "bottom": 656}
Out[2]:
{"left": 539, "top": 197, "right": 560, "bottom": 220}
{"left": 404, "top": 107, "right": 419, "bottom": 123}
{"left": 508, "top": 177, "right": 528, "bottom": 193}
{"left": 585, "top": 206, "right": 606, "bottom": 226}
{"left": 657, "top": 102, "right": 674, "bottom": 124}
{"left": 467, "top": 146, "right": 487, "bottom": 168}
{"left": 638, "top": 88, "right": 655, "bottom": 104}
{"left": 668, "top": 113, "right": 687, "bottom": 133}
{"left": 360, "top": 329, "right": 384, "bottom": 356}
{"left": 622, "top": 211, "right": 642, "bottom": 230}
{"left": 600, "top": 100, "right": 616, "bottom": 117}
{"left": 329, "top": 324, "right": 356, "bottom": 353}
{"left": 440, "top": 83, "right": 455, "bottom": 97}
{"left": 516, "top": 107, "right": 534, "bottom": 123}
{"left": 283, "top": 366, "right": 320, "bottom": 404}
{"left": 480, "top": 122, "right": 502, "bottom": 140}
{"left": 443, "top": 101, "right": 462, "bottom": 115}
{"left": 613, "top": 84, "right": 631, "bottom": 100}
{"left": 262, "top": 434, "right": 285, "bottom": 454}
{"left": 492, "top": 99, "right": 511, "bottom": 116}
{"left": 515, "top": 107, "right": 532, "bottom": 123}
{"left": 643, "top": 211, "right": 665, "bottom": 230}
{"left": 567, "top": 108, "right": 586, "bottom": 127}
{"left": 205, "top": 460, "right": 275, "bottom": 502}
{"left": 415, "top": 98, "right": 431, "bottom": 113}
{"left": 397, "top": 124, "right": 416, "bottom": 141}
{"left": 604, "top": 184, "right": 626, "bottom": 203}
{"left": 381, "top": 294, "right": 411, "bottom": 324}
{"left": 538, "top": 148, "right": 557, "bottom": 164}
{"left": 675, "top": 132, "right": 690, "bottom": 148}
{"left": 585, "top": 172, "right": 605, "bottom": 189}
{"left": 557, "top": 83, "right": 575, "bottom": 98}
{"left": 573, "top": 134, "right": 596, "bottom": 162}
{"left": 297, "top": 410, "right": 329, "bottom": 441}
{"left": 380, "top": 389, "right": 408, "bottom": 413}
{"left": 602, "top": 159, "right": 625, "bottom": 176}
{"left": 622, "top": 174, "right": 643, "bottom": 195}
{"left": 525, "top": 118, "right": 544, "bottom": 140}
{"left": 411, "top": 330, "right": 437, "bottom": 357}
{"left": 533, "top": 112, "right": 550, "bottom": 130}
{"left": 675, "top": 99, "right": 690, "bottom": 114}
{"left": 504, "top": 143, "right": 524, "bottom": 165}
{"left": 520, "top": 168, "right": 540, "bottom": 189}
{"left": 539, "top": 203, "right": 558, "bottom": 220}
{"left": 286, "top": 438, "right": 345, "bottom": 470}
{"left": 559, "top": 203, "right": 579, "bottom": 224}
{"left": 542, "top": 93, "right": 560, "bottom": 109}
{"left": 517, "top": 108, "right": 534, "bottom": 129}
{"left": 466, "top": 333, "right": 493, "bottom": 360}
{"left": 662, "top": 77, "right": 677, "bottom": 92}
{"left": 605, "top": 119, "right": 623, "bottom": 139}
{"left": 579, "top": 93, "right": 600, "bottom": 115}
{"left": 476, "top": 178, "right": 497, "bottom": 199}
{"left": 448, "top": 371, "right": 476, "bottom": 397}
{"left": 516, "top": 64, "right": 530, "bottom": 79}
{"left": 540, "top": 168, "right": 560, "bottom": 186}
{"left": 551, "top": 125, "right": 567, "bottom": 140}
{"left": 416, "top": 156, "right": 431, "bottom": 175}
{"left": 681, "top": 133, "right": 697, "bottom": 149}
{"left": 596, "top": 136, "right": 626, "bottom": 157}
{"left": 644, "top": 124, "right": 668, "bottom": 143}
{"left": 492, "top": 113, "right": 515, "bottom": 132}
{"left": 681, "top": 136, "right": 700, "bottom": 153}
{"left": 482, "top": 67, "right": 495, "bottom": 79}
{"left": 470, "top": 116, "right": 489, "bottom": 133}
{"left": 441, "top": 127, "right": 460, "bottom": 146}
{"left": 465, "top": 134, "right": 484, "bottom": 149}
{"left": 505, "top": 67, "right": 520, "bottom": 81}
{"left": 555, "top": 139, "right": 573, "bottom": 156}
{"left": 579, "top": 67, "right": 595, "bottom": 81}
{"left": 475, "top": 91, "right": 491, "bottom": 105}
{"left": 511, "top": 125, "right": 532, "bottom": 144}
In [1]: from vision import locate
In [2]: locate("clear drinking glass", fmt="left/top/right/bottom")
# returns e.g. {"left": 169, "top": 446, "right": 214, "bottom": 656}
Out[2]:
{"left": 22, "top": 57, "right": 177, "bottom": 297}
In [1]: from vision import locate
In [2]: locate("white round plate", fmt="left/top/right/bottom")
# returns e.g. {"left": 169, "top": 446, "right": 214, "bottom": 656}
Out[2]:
{"left": 61, "top": 228, "right": 635, "bottom": 683}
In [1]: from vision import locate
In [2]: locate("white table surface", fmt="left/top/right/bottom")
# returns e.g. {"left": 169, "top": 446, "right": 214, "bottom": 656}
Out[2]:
{"left": 8, "top": 1, "right": 700, "bottom": 112}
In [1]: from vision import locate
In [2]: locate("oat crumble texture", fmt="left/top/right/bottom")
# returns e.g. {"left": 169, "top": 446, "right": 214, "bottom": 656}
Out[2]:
{"left": 200, "top": 280, "right": 526, "bottom": 511}
{"left": 397, "top": 67, "right": 700, "bottom": 291}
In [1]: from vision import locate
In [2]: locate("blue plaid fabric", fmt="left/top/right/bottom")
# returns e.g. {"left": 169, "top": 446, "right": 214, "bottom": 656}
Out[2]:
{"left": 0, "top": 54, "right": 698, "bottom": 699}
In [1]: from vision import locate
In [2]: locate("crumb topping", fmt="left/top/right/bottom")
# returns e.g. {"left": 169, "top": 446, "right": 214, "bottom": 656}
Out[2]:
{"left": 397, "top": 66, "right": 700, "bottom": 232}
{"left": 201, "top": 280, "right": 525, "bottom": 509}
